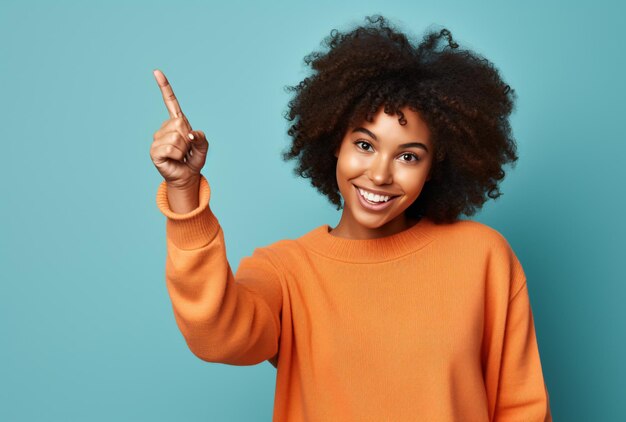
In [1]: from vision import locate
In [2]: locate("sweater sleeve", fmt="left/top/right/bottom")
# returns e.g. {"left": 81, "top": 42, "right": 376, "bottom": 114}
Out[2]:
{"left": 482, "top": 239, "right": 552, "bottom": 421}
{"left": 155, "top": 174, "right": 282, "bottom": 367}
{"left": 492, "top": 282, "right": 552, "bottom": 421}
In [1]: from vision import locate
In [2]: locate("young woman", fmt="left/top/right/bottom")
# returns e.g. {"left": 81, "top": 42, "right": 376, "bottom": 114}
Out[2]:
{"left": 150, "top": 15, "right": 552, "bottom": 421}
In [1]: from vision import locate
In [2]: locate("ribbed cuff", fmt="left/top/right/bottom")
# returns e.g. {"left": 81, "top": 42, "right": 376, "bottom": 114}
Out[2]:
{"left": 155, "top": 174, "right": 220, "bottom": 249}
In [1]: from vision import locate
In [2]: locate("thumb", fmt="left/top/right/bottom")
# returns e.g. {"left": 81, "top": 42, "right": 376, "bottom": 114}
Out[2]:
{"left": 187, "top": 130, "right": 209, "bottom": 153}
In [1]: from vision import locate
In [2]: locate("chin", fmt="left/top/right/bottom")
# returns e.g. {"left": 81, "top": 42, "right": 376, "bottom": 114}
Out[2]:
{"left": 355, "top": 217, "right": 386, "bottom": 229}
{"left": 352, "top": 208, "right": 398, "bottom": 229}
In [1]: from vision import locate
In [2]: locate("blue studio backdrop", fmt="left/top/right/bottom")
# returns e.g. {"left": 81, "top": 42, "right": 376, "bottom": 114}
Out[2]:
{"left": 1, "top": 0, "right": 624, "bottom": 420}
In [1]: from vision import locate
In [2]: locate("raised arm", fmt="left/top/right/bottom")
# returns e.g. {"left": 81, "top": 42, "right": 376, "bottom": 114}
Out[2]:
{"left": 150, "top": 69, "right": 282, "bottom": 367}
{"left": 156, "top": 175, "right": 282, "bottom": 366}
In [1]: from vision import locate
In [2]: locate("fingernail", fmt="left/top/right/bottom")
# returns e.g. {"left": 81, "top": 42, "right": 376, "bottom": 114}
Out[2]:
{"left": 188, "top": 133, "right": 195, "bottom": 140}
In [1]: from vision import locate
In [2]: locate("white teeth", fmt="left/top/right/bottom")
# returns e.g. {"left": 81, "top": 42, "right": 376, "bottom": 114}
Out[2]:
{"left": 358, "top": 188, "right": 390, "bottom": 203}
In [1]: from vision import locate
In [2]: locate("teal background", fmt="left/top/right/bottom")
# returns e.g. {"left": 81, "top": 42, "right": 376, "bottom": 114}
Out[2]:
{"left": 1, "top": 0, "right": 624, "bottom": 420}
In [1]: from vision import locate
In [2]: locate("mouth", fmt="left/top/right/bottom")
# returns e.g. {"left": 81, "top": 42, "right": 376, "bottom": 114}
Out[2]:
{"left": 353, "top": 184, "right": 400, "bottom": 212}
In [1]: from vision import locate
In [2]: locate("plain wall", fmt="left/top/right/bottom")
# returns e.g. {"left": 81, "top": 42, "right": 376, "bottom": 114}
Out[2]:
{"left": 1, "top": 0, "right": 624, "bottom": 420}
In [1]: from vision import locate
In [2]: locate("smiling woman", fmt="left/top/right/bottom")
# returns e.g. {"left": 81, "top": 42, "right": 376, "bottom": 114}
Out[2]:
{"left": 153, "top": 13, "right": 552, "bottom": 422}
{"left": 281, "top": 16, "right": 520, "bottom": 228}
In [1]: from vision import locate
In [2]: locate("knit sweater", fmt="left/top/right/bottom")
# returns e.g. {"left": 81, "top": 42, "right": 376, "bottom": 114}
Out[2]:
{"left": 156, "top": 174, "right": 552, "bottom": 422}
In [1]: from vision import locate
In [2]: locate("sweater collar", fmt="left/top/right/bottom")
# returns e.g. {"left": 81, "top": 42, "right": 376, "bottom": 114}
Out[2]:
{"left": 297, "top": 216, "right": 438, "bottom": 263}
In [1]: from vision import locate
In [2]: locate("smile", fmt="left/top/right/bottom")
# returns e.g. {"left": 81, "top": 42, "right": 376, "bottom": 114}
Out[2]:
{"left": 353, "top": 185, "right": 400, "bottom": 211}
{"left": 358, "top": 187, "right": 392, "bottom": 203}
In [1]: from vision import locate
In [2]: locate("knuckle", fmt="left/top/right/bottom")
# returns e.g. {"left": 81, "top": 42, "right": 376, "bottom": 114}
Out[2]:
{"left": 169, "top": 131, "right": 182, "bottom": 142}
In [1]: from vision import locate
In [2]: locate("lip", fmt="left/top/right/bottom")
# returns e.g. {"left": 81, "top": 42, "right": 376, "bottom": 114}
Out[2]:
{"left": 354, "top": 185, "right": 399, "bottom": 212}
{"left": 353, "top": 184, "right": 401, "bottom": 197}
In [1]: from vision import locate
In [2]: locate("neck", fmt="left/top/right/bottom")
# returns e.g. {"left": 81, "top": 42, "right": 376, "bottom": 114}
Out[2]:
{"left": 330, "top": 212, "right": 420, "bottom": 240}
{"left": 298, "top": 215, "right": 437, "bottom": 263}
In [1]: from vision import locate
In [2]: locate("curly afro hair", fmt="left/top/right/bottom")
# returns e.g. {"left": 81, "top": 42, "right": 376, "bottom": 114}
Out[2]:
{"left": 281, "top": 14, "right": 518, "bottom": 224}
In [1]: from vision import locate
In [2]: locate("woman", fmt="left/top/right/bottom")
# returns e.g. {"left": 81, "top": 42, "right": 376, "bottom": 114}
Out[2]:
{"left": 150, "top": 15, "right": 552, "bottom": 421}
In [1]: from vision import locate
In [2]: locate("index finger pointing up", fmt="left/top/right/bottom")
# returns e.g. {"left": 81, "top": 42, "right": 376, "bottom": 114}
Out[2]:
{"left": 153, "top": 69, "right": 184, "bottom": 119}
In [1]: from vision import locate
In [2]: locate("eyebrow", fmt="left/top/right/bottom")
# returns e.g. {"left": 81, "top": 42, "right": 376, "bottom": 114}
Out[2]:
{"left": 352, "top": 127, "right": 429, "bottom": 152}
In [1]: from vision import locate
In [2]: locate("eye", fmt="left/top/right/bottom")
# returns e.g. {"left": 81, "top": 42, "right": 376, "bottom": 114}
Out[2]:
{"left": 354, "top": 140, "right": 373, "bottom": 152}
{"left": 400, "top": 153, "right": 421, "bottom": 163}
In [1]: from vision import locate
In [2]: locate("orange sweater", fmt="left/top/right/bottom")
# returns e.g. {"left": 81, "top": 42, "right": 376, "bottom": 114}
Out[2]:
{"left": 156, "top": 174, "right": 552, "bottom": 421}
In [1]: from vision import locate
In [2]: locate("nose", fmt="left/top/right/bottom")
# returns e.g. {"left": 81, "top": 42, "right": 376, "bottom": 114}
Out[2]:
{"left": 367, "top": 154, "right": 393, "bottom": 185}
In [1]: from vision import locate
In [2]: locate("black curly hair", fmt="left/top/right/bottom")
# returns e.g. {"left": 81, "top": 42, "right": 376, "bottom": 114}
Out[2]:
{"left": 281, "top": 14, "right": 518, "bottom": 224}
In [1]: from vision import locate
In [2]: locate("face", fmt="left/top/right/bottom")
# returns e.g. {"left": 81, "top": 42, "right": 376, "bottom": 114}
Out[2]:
{"left": 332, "top": 105, "right": 433, "bottom": 239}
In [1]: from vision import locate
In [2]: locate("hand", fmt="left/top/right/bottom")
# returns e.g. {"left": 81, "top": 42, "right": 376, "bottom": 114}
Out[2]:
{"left": 150, "top": 69, "right": 209, "bottom": 190}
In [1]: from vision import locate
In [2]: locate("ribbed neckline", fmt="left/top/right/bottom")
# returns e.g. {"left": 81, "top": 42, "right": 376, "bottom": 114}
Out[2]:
{"left": 297, "top": 216, "right": 438, "bottom": 263}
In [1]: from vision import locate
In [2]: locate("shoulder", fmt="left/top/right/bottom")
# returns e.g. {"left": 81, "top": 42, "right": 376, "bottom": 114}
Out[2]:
{"left": 433, "top": 218, "right": 509, "bottom": 245}
{"left": 449, "top": 219, "right": 526, "bottom": 285}
{"left": 244, "top": 226, "right": 321, "bottom": 267}
{"left": 434, "top": 218, "right": 521, "bottom": 264}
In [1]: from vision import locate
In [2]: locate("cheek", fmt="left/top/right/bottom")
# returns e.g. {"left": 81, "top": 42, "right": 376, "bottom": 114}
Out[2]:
{"left": 396, "top": 170, "right": 428, "bottom": 197}
{"left": 337, "top": 153, "right": 364, "bottom": 179}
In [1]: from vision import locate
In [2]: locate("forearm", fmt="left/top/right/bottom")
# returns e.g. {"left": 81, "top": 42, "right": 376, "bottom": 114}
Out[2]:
{"left": 165, "top": 228, "right": 281, "bottom": 365}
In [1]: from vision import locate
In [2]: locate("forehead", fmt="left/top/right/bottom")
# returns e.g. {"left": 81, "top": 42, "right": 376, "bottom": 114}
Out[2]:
{"left": 350, "top": 106, "right": 431, "bottom": 145}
